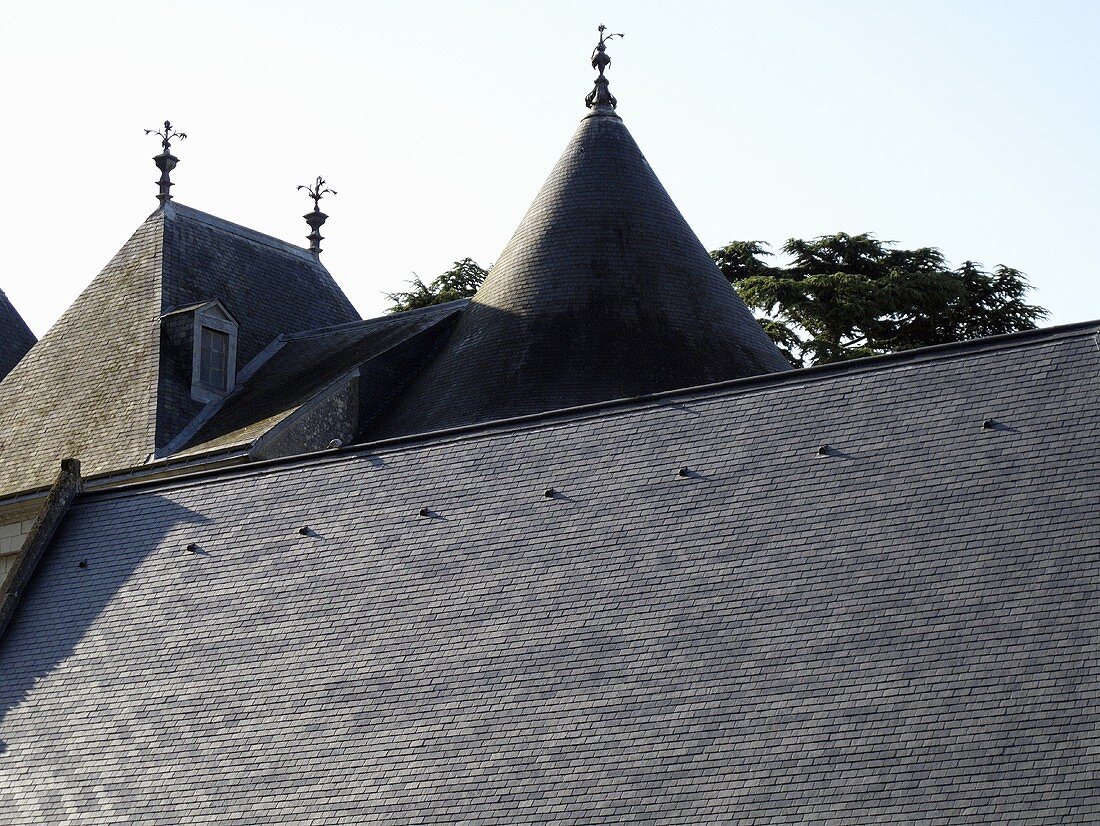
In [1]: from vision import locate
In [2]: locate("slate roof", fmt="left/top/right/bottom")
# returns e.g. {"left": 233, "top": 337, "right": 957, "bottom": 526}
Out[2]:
{"left": 160, "top": 204, "right": 359, "bottom": 372}
{"left": 1, "top": 321, "right": 1096, "bottom": 823}
{"left": 0, "top": 203, "right": 359, "bottom": 498}
{"left": 0, "top": 288, "right": 35, "bottom": 382}
{"left": 369, "top": 106, "right": 791, "bottom": 440}
{"left": 175, "top": 301, "right": 467, "bottom": 457}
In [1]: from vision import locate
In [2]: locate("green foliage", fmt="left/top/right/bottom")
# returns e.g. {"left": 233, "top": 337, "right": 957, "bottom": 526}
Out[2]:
{"left": 387, "top": 258, "right": 489, "bottom": 312}
{"left": 711, "top": 233, "right": 1048, "bottom": 366}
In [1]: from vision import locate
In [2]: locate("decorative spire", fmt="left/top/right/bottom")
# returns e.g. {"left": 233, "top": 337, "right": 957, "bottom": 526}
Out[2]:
{"left": 297, "top": 176, "right": 337, "bottom": 256}
{"left": 144, "top": 120, "right": 187, "bottom": 205}
{"left": 585, "top": 24, "right": 624, "bottom": 110}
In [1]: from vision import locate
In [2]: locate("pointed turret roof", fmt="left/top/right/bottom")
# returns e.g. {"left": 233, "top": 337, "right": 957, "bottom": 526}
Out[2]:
{"left": 0, "top": 203, "right": 359, "bottom": 497}
{"left": 369, "top": 45, "right": 790, "bottom": 439}
{"left": 0, "top": 287, "right": 35, "bottom": 382}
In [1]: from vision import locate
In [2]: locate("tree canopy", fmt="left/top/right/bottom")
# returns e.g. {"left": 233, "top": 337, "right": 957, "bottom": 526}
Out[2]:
{"left": 384, "top": 236, "right": 1048, "bottom": 369}
{"left": 386, "top": 258, "right": 488, "bottom": 313}
{"left": 711, "top": 233, "right": 1047, "bottom": 366}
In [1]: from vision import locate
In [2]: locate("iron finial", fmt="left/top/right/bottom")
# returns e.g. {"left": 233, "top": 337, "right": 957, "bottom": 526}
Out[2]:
{"left": 298, "top": 176, "right": 337, "bottom": 256}
{"left": 145, "top": 120, "right": 187, "bottom": 153}
{"left": 144, "top": 120, "right": 187, "bottom": 205}
{"left": 585, "top": 23, "right": 624, "bottom": 110}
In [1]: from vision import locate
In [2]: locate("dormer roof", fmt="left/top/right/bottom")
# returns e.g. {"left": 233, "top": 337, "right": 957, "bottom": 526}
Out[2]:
{"left": 160, "top": 299, "right": 237, "bottom": 323}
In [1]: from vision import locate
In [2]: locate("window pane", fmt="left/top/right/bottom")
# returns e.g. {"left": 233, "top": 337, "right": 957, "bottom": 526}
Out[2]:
{"left": 199, "top": 327, "right": 230, "bottom": 389}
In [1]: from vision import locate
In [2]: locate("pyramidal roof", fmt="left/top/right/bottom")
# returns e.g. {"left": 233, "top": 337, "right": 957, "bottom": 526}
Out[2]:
{"left": 370, "top": 59, "right": 790, "bottom": 439}
{"left": 0, "top": 287, "right": 35, "bottom": 382}
{"left": 0, "top": 202, "right": 359, "bottom": 497}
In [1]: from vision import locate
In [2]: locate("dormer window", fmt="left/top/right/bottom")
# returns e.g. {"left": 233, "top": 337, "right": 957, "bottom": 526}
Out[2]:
{"left": 199, "top": 326, "right": 230, "bottom": 389}
{"left": 183, "top": 301, "right": 238, "bottom": 403}
{"left": 160, "top": 300, "right": 240, "bottom": 405}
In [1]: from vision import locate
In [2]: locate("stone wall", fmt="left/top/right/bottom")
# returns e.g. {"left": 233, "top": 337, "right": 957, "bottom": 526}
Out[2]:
{"left": 0, "top": 519, "right": 35, "bottom": 580}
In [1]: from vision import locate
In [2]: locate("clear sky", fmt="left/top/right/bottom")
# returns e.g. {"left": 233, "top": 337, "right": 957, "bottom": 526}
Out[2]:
{"left": 2, "top": 1, "right": 1098, "bottom": 334}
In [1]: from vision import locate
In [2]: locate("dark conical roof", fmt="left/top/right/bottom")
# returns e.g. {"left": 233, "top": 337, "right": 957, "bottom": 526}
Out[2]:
{"left": 369, "top": 107, "right": 791, "bottom": 439}
{"left": 0, "top": 287, "right": 36, "bottom": 382}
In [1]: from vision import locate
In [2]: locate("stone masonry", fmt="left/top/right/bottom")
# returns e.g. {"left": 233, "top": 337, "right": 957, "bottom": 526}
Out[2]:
{"left": 0, "top": 521, "right": 34, "bottom": 580}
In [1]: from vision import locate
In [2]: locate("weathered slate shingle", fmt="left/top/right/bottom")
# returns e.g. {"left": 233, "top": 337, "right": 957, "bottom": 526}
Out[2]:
{"left": 0, "top": 204, "right": 359, "bottom": 497}
{"left": 0, "top": 322, "right": 1095, "bottom": 823}
{"left": 369, "top": 106, "right": 791, "bottom": 440}
{"left": 0, "top": 216, "right": 164, "bottom": 496}
{"left": 177, "top": 301, "right": 467, "bottom": 456}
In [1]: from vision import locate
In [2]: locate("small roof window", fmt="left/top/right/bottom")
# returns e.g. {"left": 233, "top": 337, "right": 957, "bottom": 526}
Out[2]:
{"left": 199, "top": 326, "right": 230, "bottom": 390}
{"left": 171, "top": 300, "right": 238, "bottom": 404}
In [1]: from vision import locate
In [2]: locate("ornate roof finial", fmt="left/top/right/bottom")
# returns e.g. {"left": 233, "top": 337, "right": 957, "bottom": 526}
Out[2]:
{"left": 585, "top": 24, "right": 624, "bottom": 110}
{"left": 298, "top": 176, "right": 337, "bottom": 256}
{"left": 144, "top": 120, "right": 187, "bottom": 205}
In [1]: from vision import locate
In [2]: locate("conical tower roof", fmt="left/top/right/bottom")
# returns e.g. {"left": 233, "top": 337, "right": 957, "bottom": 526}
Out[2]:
{"left": 0, "top": 287, "right": 36, "bottom": 382}
{"left": 370, "top": 50, "right": 790, "bottom": 439}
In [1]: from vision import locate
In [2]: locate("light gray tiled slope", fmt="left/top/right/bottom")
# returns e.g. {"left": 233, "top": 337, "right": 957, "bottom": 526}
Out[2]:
{"left": 0, "top": 327, "right": 1098, "bottom": 824}
{"left": 0, "top": 288, "right": 35, "bottom": 382}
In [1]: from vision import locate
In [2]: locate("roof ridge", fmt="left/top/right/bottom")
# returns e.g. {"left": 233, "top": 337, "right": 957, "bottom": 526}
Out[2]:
{"left": 143, "top": 210, "right": 169, "bottom": 460}
{"left": 165, "top": 202, "right": 318, "bottom": 263}
{"left": 353, "top": 318, "right": 1100, "bottom": 450}
{"left": 66, "top": 317, "right": 1100, "bottom": 504}
{"left": 282, "top": 300, "right": 468, "bottom": 341}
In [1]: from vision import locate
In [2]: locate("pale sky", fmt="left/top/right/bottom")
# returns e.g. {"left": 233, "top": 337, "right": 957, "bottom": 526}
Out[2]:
{"left": 2, "top": 0, "right": 1098, "bottom": 335}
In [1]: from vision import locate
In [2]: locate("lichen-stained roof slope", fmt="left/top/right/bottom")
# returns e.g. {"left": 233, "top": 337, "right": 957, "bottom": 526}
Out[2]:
{"left": 0, "top": 213, "right": 164, "bottom": 496}
{"left": 0, "top": 288, "right": 36, "bottom": 382}
{"left": 0, "top": 204, "right": 359, "bottom": 498}
{"left": 1, "top": 324, "right": 1098, "bottom": 823}
{"left": 179, "top": 301, "right": 467, "bottom": 455}
{"left": 369, "top": 107, "right": 791, "bottom": 440}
